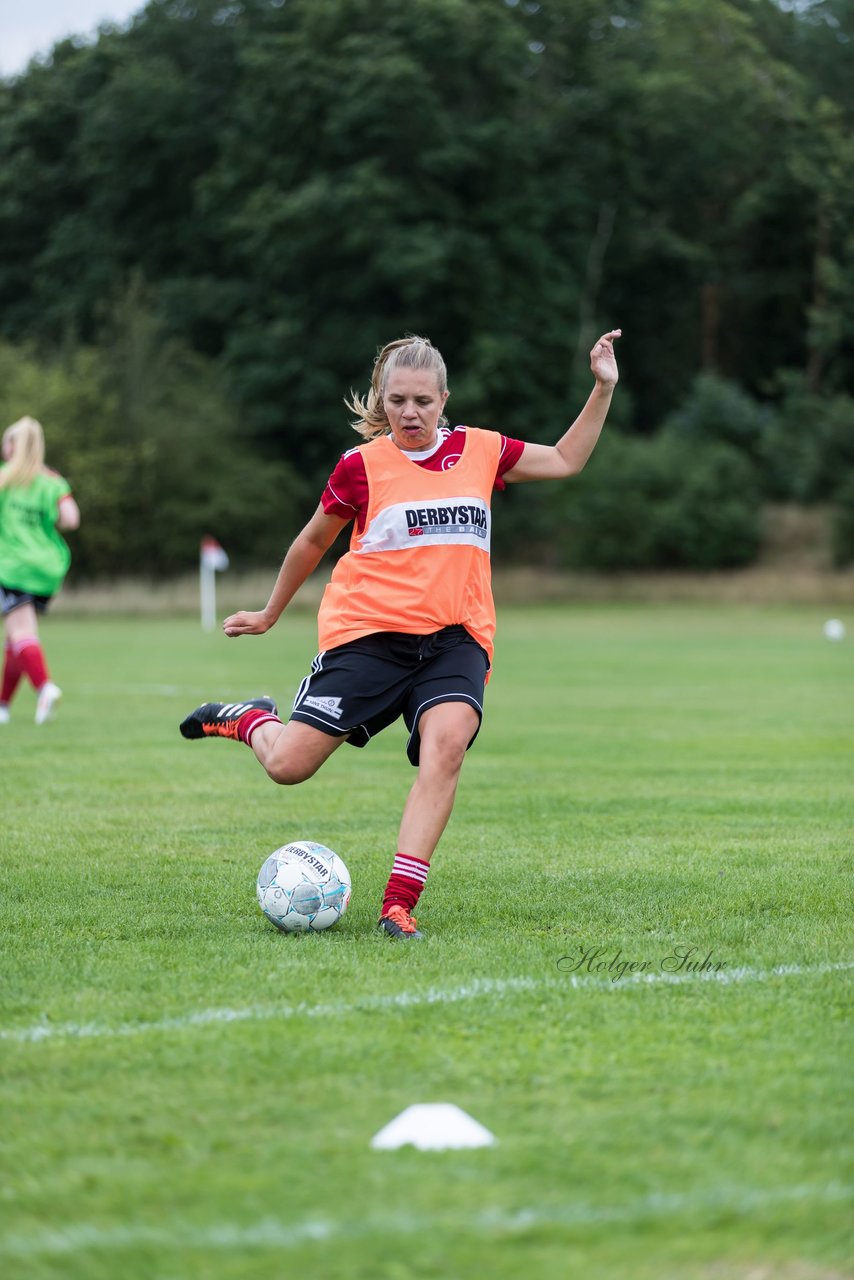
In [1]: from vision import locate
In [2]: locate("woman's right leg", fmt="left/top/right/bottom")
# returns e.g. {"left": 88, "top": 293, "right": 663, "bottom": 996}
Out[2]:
{"left": 180, "top": 698, "right": 346, "bottom": 784}
{"left": 249, "top": 718, "right": 347, "bottom": 785}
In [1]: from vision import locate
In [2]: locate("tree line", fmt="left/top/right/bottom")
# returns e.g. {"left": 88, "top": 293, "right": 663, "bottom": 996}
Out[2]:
{"left": 1, "top": 0, "right": 852, "bottom": 577}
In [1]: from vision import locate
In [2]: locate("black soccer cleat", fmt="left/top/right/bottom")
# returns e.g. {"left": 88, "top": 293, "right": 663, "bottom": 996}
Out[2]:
{"left": 378, "top": 905, "right": 425, "bottom": 940}
{"left": 179, "top": 697, "right": 278, "bottom": 741}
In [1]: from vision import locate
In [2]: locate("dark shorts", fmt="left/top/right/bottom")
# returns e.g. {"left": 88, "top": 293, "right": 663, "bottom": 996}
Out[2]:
{"left": 290, "top": 625, "right": 490, "bottom": 766}
{"left": 0, "top": 585, "right": 52, "bottom": 617}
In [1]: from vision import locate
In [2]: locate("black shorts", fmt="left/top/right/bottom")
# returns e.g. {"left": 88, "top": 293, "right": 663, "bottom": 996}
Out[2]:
{"left": 290, "top": 625, "right": 489, "bottom": 766}
{"left": 0, "top": 585, "right": 52, "bottom": 617}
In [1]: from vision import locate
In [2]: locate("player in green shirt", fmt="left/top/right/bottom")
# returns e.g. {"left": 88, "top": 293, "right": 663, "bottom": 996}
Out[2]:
{"left": 0, "top": 417, "right": 80, "bottom": 724}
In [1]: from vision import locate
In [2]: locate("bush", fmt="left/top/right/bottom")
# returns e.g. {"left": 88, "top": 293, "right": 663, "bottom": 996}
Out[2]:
{"left": 830, "top": 476, "right": 854, "bottom": 567}
{"left": 542, "top": 430, "right": 762, "bottom": 571}
{"left": 761, "top": 372, "right": 854, "bottom": 503}
{"left": 662, "top": 373, "right": 775, "bottom": 464}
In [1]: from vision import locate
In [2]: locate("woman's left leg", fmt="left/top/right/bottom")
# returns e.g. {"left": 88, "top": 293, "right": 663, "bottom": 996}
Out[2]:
{"left": 397, "top": 700, "right": 479, "bottom": 858}
{"left": 380, "top": 700, "right": 479, "bottom": 938}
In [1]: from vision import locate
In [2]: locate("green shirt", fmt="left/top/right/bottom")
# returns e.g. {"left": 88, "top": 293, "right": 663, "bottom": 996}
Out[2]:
{"left": 0, "top": 468, "right": 73, "bottom": 596}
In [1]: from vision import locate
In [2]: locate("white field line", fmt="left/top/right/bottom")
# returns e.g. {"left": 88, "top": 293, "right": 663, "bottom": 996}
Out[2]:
{"left": 0, "top": 1180, "right": 851, "bottom": 1259}
{"left": 1, "top": 960, "right": 851, "bottom": 1047}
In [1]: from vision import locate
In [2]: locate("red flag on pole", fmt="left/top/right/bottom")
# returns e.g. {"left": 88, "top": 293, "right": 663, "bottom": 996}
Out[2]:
{"left": 201, "top": 537, "right": 229, "bottom": 572}
{"left": 200, "top": 537, "right": 229, "bottom": 630}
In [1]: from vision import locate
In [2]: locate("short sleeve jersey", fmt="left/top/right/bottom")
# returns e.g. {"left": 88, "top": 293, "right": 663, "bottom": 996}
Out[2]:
{"left": 322, "top": 426, "right": 525, "bottom": 530}
{"left": 0, "top": 468, "right": 73, "bottom": 596}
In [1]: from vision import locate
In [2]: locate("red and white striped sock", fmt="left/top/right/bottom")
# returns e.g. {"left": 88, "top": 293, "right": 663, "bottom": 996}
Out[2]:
{"left": 237, "top": 708, "right": 283, "bottom": 747}
{"left": 382, "top": 853, "right": 430, "bottom": 915}
{"left": 1, "top": 642, "right": 23, "bottom": 704}
{"left": 14, "top": 636, "right": 49, "bottom": 691}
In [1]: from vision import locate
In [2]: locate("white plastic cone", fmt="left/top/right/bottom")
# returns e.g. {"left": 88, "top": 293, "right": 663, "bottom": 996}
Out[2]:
{"left": 370, "top": 1104, "right": 496, "bottom": 1151}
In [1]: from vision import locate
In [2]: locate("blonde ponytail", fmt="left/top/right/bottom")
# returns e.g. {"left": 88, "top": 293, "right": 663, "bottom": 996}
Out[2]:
{"left": 1, "top": 417, "right": 45, "bottom": 488}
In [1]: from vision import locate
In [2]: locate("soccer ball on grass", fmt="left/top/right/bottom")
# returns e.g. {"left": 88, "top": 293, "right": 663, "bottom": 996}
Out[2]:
{"left": 256, "top": 841, "right": 351, "bottom": 933}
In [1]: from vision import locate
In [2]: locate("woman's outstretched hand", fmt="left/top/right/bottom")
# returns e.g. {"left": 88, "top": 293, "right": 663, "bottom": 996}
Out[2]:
{"left": 590, "top": 329, "right": 621, "bottom": 388}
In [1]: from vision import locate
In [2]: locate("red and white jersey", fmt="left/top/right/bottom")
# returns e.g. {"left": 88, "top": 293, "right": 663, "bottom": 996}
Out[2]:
{"left": 322, "top": 425, "right": 524, "bottom": 531}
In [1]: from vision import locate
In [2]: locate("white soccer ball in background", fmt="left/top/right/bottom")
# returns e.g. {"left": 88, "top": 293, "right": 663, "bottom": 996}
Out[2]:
{"left": 256, "top": 841, "right": 351, "bottom": 933}
{"left": 823, "top": 618, "right": 846, "bottom": 642}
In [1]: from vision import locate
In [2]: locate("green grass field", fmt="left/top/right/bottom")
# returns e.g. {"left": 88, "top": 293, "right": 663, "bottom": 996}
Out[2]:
{"left": 0, "top": 604, "right": 851, "bottom": 1280}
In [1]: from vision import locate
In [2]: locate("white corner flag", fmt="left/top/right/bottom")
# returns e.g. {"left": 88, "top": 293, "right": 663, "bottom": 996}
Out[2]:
{"left": 370, "top": 1104, "right": 496, "bottom": 1151}
{"left": 200, "top": 536, "right": 229, "bottom": 631}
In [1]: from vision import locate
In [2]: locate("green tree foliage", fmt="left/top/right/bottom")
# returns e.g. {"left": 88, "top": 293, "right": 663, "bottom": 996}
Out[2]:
{"left": 0, "top": 0, "right": 851, "bottom": 573}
